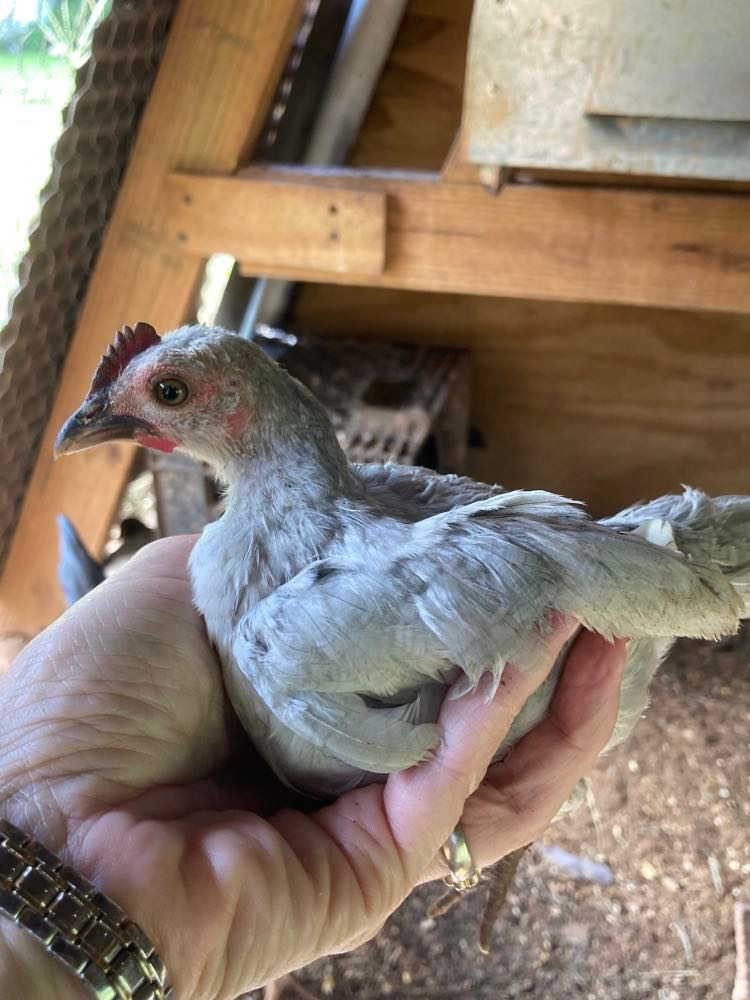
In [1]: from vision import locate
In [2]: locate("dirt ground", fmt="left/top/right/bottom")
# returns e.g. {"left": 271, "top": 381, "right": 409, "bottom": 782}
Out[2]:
{"left": 269, "top": 631, "right": 749, "bottom": 1000}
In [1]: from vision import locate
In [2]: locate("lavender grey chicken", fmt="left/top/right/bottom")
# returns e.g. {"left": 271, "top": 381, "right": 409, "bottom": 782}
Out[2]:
{"left": 56, "top": 323, "right": 750, "bottom": 806}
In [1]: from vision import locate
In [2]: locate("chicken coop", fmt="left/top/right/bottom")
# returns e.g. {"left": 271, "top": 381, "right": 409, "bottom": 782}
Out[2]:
{"left": 0, "top": 1, "right": 748, "bottom": 997}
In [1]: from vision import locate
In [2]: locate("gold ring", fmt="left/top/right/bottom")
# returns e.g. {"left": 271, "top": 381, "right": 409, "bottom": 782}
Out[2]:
{"left": 441, "top": 822, "right": 481, "bottom": 891}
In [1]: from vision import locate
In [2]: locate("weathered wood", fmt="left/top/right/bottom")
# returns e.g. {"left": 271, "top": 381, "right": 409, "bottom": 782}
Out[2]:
{"left": 0, "top": 0, "right": 304, "bottom": 637}
{"left": 165, "top": 165, "right": 750, "bottom": 315}
{"left": 164, "top": 172, "right": 386, "bottom": 275}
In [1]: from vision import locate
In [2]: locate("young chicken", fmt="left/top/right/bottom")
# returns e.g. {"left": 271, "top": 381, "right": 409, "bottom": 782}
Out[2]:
{"left": 55, "top": 323, "right": 750, "bottom": 805}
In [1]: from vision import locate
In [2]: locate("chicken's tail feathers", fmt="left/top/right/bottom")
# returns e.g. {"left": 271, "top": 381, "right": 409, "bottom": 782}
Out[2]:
{"left": 601, "top": 487, "right": 750, "bottom": 614}
{"left": 57, "top": 514, "right": 105, "bottom": 606}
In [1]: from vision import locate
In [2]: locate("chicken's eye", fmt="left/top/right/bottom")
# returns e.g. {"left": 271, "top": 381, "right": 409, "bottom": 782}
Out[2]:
{"left": 153, "top": 378, "right": 189, "bottom": 406}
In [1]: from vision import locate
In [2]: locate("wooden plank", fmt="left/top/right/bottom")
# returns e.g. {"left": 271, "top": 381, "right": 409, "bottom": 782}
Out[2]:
{"left": 0, "top": 0, "right": 304, "bottom": 638}
{"left": 164, "top": 172, "right": 386, "bottom": 275}
{"left": 164, "top": 165, "right": 750, "bottom": 314}
{"left": 292, "top": 284, "right": 750, "bottom": 517}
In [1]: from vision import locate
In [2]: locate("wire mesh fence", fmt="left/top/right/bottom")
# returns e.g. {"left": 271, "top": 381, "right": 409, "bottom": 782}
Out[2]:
{"left": 0, "top": 0, "right": 176, "bottom": 567}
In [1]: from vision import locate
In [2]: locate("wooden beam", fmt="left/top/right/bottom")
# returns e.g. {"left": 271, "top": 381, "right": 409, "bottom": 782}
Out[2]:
{"left": 164, "top": 165, "right": 750, "bottom": 315}
{"left": 244, "top": 169, "right": 750, "bottom": 314}
{"left": 0, "top": 0, "right": 304, "bottom": 638}
{"left": 164, "top": 173, "right": 386, "bottom": 276}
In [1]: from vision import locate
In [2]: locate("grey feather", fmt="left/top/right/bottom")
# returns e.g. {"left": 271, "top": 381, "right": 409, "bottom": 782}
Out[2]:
{"left": 229, "top": 486, "right": 740, "bottom": 789}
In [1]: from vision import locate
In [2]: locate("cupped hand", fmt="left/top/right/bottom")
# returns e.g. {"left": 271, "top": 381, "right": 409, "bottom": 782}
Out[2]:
{"left": 0, "top": 537, "right": 626, "bottom": 998}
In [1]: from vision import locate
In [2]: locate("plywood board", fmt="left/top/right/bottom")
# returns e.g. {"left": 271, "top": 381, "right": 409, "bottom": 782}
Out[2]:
{"left": 465, "top": 0, "right": 750, "bottom": 181}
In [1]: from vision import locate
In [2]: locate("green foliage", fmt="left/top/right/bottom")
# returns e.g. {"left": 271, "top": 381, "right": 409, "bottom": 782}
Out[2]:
{"left": 0, "top": 0, "right": 112, "bottom": 320}
{"left": 39, "top": 0, "right": 112, "bottom": 67}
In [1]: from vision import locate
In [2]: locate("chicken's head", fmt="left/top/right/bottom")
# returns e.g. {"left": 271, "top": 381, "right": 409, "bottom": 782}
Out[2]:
{"left": 55, "top": 323, "right": 304, "bottom": 476}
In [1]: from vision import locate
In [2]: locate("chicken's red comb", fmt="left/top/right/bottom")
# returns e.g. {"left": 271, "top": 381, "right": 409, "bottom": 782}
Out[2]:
{"left": 90, "top": 322, "right": 161, "bottom": 392}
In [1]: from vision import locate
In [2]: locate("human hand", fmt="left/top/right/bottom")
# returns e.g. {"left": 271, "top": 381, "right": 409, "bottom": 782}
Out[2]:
{"left": 0, "top": 537, "right": 626, "bottom": 998}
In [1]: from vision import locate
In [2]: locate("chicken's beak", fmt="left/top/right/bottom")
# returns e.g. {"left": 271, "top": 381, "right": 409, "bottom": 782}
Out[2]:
{"left": 54, "top": 396, "right": 153, "bottom": 457}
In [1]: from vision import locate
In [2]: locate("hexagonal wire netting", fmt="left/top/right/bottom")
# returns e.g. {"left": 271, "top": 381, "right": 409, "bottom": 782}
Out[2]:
{"left": 0, "top": 0, "right": 177, "bottom": 569}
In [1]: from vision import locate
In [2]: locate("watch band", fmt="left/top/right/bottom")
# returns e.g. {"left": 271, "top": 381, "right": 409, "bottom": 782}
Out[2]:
{"left": 0, "top": 819, "right": 173, "bottom": 999}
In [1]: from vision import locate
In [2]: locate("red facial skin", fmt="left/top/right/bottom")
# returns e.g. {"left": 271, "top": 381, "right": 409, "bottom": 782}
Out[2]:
{"left": 135, "top": 433, "right": 178, "bottom": 453}
{"left": 225, "top": 406, "right": 251, "bottom": 440}
{"left": 105, "top": 361, "right": 248, "bottom": 454}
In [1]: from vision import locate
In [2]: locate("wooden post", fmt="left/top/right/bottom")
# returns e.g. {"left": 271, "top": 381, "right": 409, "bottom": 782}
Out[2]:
{"left": 0, "top": 0, "right": 304, "bottom": 638}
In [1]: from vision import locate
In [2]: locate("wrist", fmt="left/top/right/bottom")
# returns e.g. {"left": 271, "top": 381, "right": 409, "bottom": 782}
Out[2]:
{"left": 0, "top": 917, "right": 89, "bottom": 999}
{"left": 0, "top": 817, "right": 173, "bottom": 1000}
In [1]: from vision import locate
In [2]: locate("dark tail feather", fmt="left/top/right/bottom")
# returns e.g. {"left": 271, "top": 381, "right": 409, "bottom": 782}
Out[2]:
{"left": 57, "top": 514, "right": 105, "bottom": 606}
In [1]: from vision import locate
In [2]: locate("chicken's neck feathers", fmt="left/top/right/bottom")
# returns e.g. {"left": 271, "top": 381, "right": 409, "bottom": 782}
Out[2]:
{"left": 193, "top": 434, "right": 367, "bottom": 649}
{"left": 218, "top": 368, "right": 353, "bottom": 488}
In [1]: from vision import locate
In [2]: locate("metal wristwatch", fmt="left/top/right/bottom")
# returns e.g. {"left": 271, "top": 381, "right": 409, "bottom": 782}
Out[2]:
{"left": 0, "top": 819, "right": 173, "bottom": 999}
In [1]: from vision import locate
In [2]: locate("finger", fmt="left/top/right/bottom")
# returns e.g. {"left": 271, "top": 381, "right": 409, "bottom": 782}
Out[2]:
{"left": 382, "top": 615, "right": 581, "bottom": 883}
{"left": 422, "top": 631, "right": 627, "bottom": 877}
{"left": 491, "top": 631, "right": 628, "bottom": 802}
{"left": 115, "top": 534, "right": 199, "bottom": 585}
{"left": 102, "top": 535, "right": 206, "bottom": 644}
